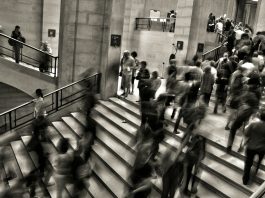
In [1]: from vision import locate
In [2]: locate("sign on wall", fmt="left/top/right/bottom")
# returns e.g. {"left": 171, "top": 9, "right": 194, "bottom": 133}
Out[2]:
{"left": 48, "top": 29, "right": 56, "bottom": 37}
{"left": 110, "top": 34, "right": 121, "bottom": 47}
{"left": 176, "top": 41, "right": 184, "bottom": 50}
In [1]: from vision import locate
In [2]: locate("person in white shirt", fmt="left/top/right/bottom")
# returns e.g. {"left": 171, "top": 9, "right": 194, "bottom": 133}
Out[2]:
{"left": 33, "top": 89, "right": 46, "bottom": 118}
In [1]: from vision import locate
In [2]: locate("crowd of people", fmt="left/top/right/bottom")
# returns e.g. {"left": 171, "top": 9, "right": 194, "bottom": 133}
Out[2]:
{"left": 2, "top": 19, "right": 265, "bottom": 197}
{"left": 119, "top": 17, "right": 265, "bottom": 195}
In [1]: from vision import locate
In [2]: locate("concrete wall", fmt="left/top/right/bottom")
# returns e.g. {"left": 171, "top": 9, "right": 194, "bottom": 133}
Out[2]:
{"left": 186, "top": 0, "right": 237, "bottom": 61}
{"left": 42, "top": 0, "right": 61, "bottom": 57}
{"left": 58, "top": 0, "right": 126, "bottom": 99}
{"left": 144, "top": 0, "right": 178, "bottom": 18}
{"left": 0, "top": 57, "right": 57, "bottom": 96}
{"left": 0, "top": 0, "right": 43, "bottom": 52}
{"left": 254, "top": 0, "right": 265, "bottom": 33}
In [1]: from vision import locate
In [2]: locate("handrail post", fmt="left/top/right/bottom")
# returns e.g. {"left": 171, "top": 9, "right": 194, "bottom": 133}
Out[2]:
{"left": 20, "top": 48, "right": 22, "bottom": 62}
{"left": 9, "top": 112, "right": 12, "bottom": 130}
{"left": 55, "top": 92, "right": 59, "bottom": 111}
{"left": 54, "top": 57, "right": 57, "bottom": 76}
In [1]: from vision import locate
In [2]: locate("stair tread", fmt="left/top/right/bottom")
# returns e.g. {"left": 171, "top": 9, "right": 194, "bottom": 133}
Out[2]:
{"left": 1, "top": 146, "right": 23, "bottom": 181}
{"left": 93, "top": 142, "right": 130, "bottom": 182}
{"left": 71, "top": 112, "right": 87, "bottom": 126}
{"left": 61, "top": 116, "right": 84, "bottom": 137}
{"left": 52, "top": 121, "right": 78, "bottom": 150}
{"left": 10, "top": 140, "right": 35, "bottom": 177}
{"left": 97, "top": 128, "right": 135, "bottom": 166}
{"left": 121, "top": 97, "right": 265, "bottom": 168}
{"left": 99, "top": 100, "right": 141, "bottom": 126}
{"left": 94, "top": 105, "right": 137, "bottom": 136}
{"left": 91, "top": 152, "right": 126, "bottom": 198}
{"left": 203, "top": 157, "right": 259, "bottom": 193}
{"left": 92, "top": 112, "right": 134, "bottom": 146}
{"left": 88, "top": 174, "right": 115, "bottom": 198}
{"left": 200, "top": 170, "right": 249, "bottom": 198}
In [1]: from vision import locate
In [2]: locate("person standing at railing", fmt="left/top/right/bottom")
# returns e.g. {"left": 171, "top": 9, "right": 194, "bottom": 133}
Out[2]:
{"left": 40, "top": 41, "right": 52, "bottom": 73}
{"left": 215, "top": 19, "right": 224, "bottom": 43}
{"left": 10, "top": 25, "right": 25, "bottom": 63}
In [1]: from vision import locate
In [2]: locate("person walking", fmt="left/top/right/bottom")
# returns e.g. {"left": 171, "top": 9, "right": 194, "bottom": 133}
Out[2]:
{"left": 200, "top": 66, "right": 215, "bottom": 106}
{"left": 242, "top": 110, "right": 265, "bottom": 185}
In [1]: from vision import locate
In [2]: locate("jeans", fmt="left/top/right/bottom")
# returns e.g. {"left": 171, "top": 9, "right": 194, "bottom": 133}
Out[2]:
{"left": 243, "top": 148, "right": 265, "bottom": 184}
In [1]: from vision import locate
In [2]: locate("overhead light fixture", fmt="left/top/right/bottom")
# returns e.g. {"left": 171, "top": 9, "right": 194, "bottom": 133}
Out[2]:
{"left": 252, "top": 0, "right": 258, "bottom": 2}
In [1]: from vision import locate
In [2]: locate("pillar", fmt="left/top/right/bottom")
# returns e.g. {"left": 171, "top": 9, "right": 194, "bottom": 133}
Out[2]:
{"left": 58, "top": 0, "right": 125, "bottom": 99}
{"left": 254, "top": 0, "right": 265, "bottom": 33}
{"left": 174, "top": 0, "right": 195, "bottom": 64}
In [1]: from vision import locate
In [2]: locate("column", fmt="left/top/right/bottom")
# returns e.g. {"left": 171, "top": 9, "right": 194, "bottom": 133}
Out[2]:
{"left": 58, "top": 0, "right": 126, "bottom": 99}
{"left": 174, "top": 0, "right": 195, "bottom": 64}
{"left": 254, "top": 0, "right": 265, "bottom": 33}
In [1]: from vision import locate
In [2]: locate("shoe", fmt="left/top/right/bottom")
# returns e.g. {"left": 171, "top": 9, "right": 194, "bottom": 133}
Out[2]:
{"left": 242, "top": 177, "right": 248, "bottom": 185}
{"left": 225, "top": 126, "right": 230, "bottom": 130}
{"left": 226, "top": 146, "right": 232, "bottom": 153}
{"left": 173, "top": 130, "right": 180, "bottom": 134}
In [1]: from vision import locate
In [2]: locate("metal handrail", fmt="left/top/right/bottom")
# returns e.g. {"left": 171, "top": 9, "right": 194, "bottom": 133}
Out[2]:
{"left": 202, "top": 44, "right": 223, "bottom": 56}
{"left": 0, "top": 73, "right": 101, "bottom": 132}
{"left": 0, "top": 33, "right": 57, "bottom": 58}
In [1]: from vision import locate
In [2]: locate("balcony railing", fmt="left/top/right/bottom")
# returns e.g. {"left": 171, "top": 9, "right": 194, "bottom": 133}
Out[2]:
{"left": 0, "top": 73, "right": 101, "bottom": 132}
{"left": 135, "top": 17, "right": 176, "bottom": 32}
{"left": 0, "top": 33, "right": 58, "bottom": 76}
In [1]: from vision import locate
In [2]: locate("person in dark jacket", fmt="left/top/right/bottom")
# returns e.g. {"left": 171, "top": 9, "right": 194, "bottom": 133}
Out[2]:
{"left": 136, "top": 61, "right": 150, "bottom": 100}
{"left": 243, "top": 109, "right": 265, "bottom": 185}
{"left": 10, "top": 25, "right": 25, "bottom": 63}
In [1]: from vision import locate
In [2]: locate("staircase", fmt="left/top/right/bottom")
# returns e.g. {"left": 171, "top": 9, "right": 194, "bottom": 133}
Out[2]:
{"left": 1, "top": 96, "right": 265, "bottom": 197}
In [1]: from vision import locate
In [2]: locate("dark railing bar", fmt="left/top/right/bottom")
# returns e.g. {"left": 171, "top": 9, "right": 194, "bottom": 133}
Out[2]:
{"left": 0, "top": 73, "right": 99, "bottom": 116}
{"left": 202, "top": 44, "right": 223, "bottom": 56}
{"left": 0, "top": 33, "right": 58, "bottom": 58}
{"left": 46, "top": 73, "right": 99, "bottom": 96}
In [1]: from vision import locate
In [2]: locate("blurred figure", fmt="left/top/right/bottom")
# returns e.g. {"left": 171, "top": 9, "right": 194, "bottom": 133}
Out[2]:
{"left": 53, "top": 138, "right": 74, "bottom": 198}
{"left": 131, "top": 51, "right": 140, "bottom": 94}
{"left": 120, "top": 50, "right": 136, "bottom": 97}
{"left": 71, "top": 140, "right": 92, "bottom": 198}
{"left": 161, "top": 149, "right": 184, "bottom": 198}
{"left": 242, "top": 109, "right": 265, "bottom": 185}
{"left": 126, "top": 141, "right": 154, "bottom": 198}
{"left": 225, "top": 66, "right": 245, "bottom": 130}
{"left": 227, "top": 92, "right": 259, "bottom": 153}
{"left": 207, "top": 13, "right": 215, "bottom": 32}
{"left": 169, "top": 10, "right": 176, "bottom": 32}
{"left": 182, "top": 134, "right": 206, "bottom": 196}
{"left": 33, "top": 89, "right": 46, "bottom": 118}
{"left": 149, "top": 71, "right": 161, "bottom": 98}
{"left": 136, "top": 61, "right": 150, "bottom": 101}
{"left": 200, "top": 66, "right": 214, "bottom": 106}
{"left": 213, "top": 71, "right": 229, "bottom": 114}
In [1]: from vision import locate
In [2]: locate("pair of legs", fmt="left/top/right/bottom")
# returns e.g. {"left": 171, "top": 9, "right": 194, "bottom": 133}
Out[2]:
{"left": 121, "top": 74, "right": 131, "bottom": 97}
{"left": 182, "top": 161, "right": 200, "bottom": 195}
{"left": 243, "top": 148, "right": 265, "bottom": 185}
{"left": 227, "top": 110, "right": 253, "bottom": 152}
{"left": 161, "top": 160, "right": 183, "bottom": 198}
{"left": 201, "top": 92, "right": 211, "bottom": 106}
{"left": 13, "top": 45, "right": 21, "bottom": 63}
{"left": 214, "top": 96, "right": 226, "bottom": 114}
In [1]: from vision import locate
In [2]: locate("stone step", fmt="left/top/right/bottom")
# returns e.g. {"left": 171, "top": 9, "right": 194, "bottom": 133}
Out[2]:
{"left": 51, "top": 122, "right": 117, "bottom": 197}
{"left": 96, "top": 101, "right": 254, "bottom": 197}
{"left": 118, "top": 96, "right": 265, "bottom": 170}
